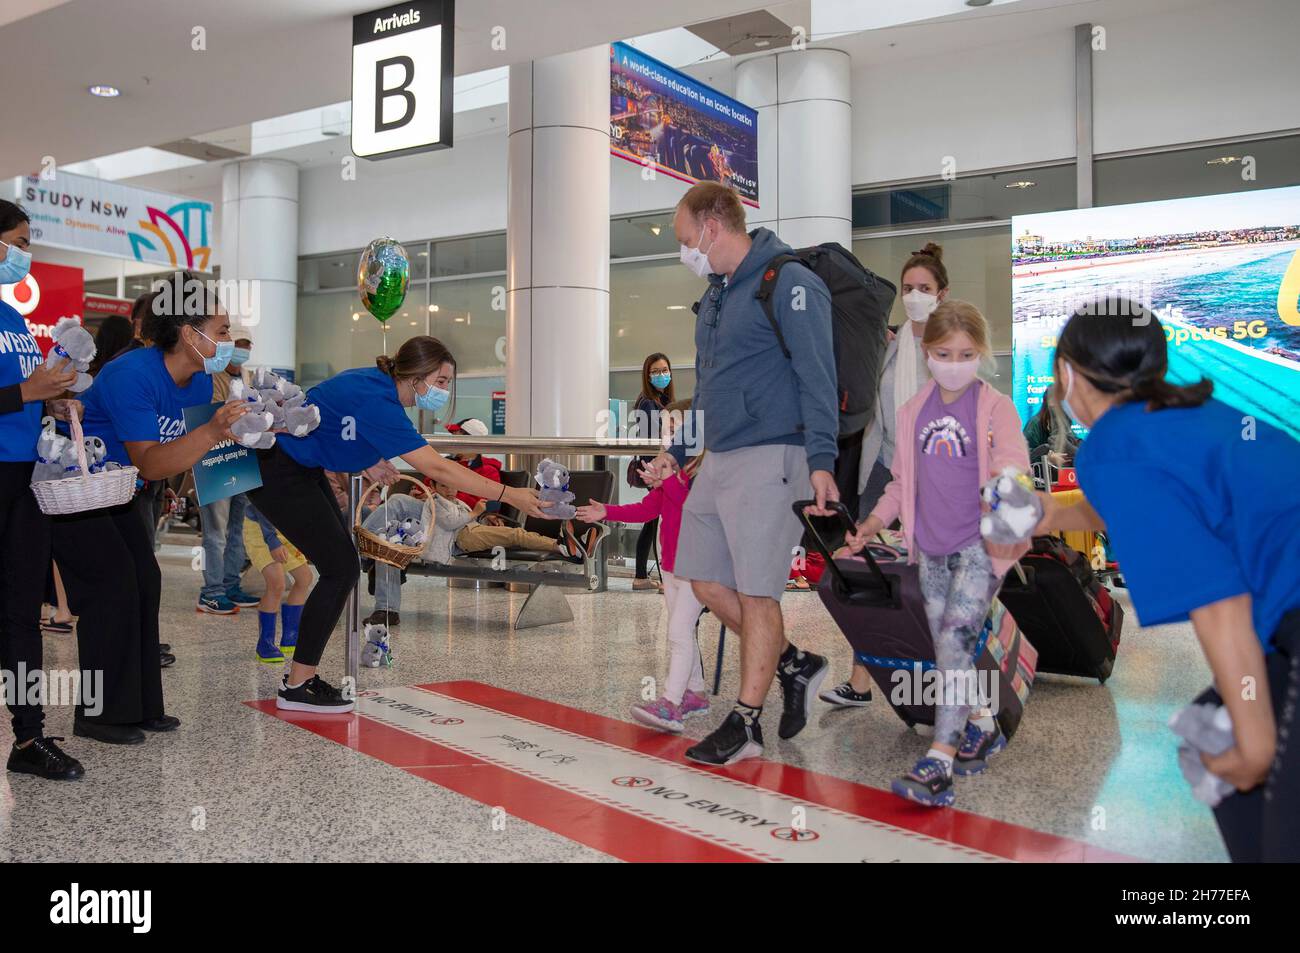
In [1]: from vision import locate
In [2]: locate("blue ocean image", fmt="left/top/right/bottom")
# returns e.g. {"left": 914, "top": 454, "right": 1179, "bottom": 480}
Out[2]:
{"left": 1013, "top": 242, "right": 1300, "bottom": 441}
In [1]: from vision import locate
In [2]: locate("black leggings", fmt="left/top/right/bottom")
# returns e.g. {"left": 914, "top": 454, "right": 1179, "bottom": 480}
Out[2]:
{"left": 0, "top": 461, "right": 50, "bottom": 743}
{"left": 1206, "top": 608, "right": 1300, "bottom": 862}
{"left": 53, "top": 490, "right": 164, "bottom": 725}
{"left": 635, "top": 518, "right": 659, "bottom": 579}
{"left": 247, "top": 445, "right": 357, "bottom": 669}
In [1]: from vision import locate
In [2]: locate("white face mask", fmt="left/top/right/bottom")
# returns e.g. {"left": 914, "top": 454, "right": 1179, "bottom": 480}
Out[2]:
{"left": 902, "top": 289, "right": 939, "bottom": 323}
{"left": 679, "top": 227, "right": 715, "bottom": 280}
{"left": 1060, "top": 362, "right": 1082, "bottom": 426}
{"left": 926, "top": 355, "right": 980, "bottom": 392}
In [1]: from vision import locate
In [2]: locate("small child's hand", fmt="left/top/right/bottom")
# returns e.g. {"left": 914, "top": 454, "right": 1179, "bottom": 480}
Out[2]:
{"left": 574, "top": 500, "right": 607, "bottom": 523}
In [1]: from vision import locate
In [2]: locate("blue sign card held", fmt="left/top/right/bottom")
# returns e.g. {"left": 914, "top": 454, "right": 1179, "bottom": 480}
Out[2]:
{"left": 182, "top": 403, "right": 263, "bottom": 505}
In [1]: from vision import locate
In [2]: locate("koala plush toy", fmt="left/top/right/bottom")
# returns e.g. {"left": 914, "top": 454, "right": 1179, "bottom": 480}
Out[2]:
{"left": 245, "top": 368, "right": 321, "bottom": 438}
{"left": 33, "top": 419, "right": 72, "bottom": 483}
{"left": 535, "top": 457, "right": 576, "bottom": 520}
{"left": 227, "top": 379, "right": 277, "bottom": 449}
{"left": 979, "top": 466, "right": 1044, "bottom": 545}
{"left": 361, "top": 622, "right": 394, "bottom": 669}
{"left": 44, "top": 317, "right": 97, "bottom": 393}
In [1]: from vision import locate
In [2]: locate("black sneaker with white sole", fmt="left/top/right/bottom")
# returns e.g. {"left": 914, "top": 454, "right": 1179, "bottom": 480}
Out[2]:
{"left": 776, "top": 649, "right": 829, "bottom": 739}
{"left": 684, "top": 710, "right": 764, "bottom": 766}
{"left": 277, "top": 675, "right": 356, "bottom": 714}
{"left": 819, "top": 680, "right": 872, "bottom": 707}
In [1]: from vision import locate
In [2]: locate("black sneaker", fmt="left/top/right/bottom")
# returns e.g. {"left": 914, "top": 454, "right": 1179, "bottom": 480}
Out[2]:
{"left": 7, "top": 736, "right": 85, "bottom": 781}
{"left": 684, "top": 710, "right": 763, "bottom": 765}
{"left": 277, "top": 675, "right": 356, "bottom": 714}
{"left": 73, "top": 719, "right": 146, "bottom": 745}
{"left": 160, "top": 650, "right": 176, "bottom": 668}
{"left": 819, "top": 680, "right": 872, "bottom": 707}
{"left": 776, "top": 649, "right": 829, "bottom": 739}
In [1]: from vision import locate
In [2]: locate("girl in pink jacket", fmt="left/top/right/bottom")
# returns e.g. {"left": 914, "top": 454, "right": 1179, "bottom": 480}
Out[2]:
{"left": 846, "top": 301, "right": 1031, "bottom": 807}
{"left": 577, "top": 404, "right": 709, "bottom": 733}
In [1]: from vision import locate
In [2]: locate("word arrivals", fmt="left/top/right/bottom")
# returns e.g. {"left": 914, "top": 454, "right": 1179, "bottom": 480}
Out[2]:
{"left": 373, "top": 7, "right": 421, "bottom": 33}
{"left": 889, "top": 664, "right": 1000, "bottom": 711}
{"left": 49, "top": 884, "right": 151, "bottom": 934}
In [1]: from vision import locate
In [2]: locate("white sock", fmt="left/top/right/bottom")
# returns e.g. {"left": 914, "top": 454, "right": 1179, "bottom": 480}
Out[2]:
{"left": 927, "top": 748, "right": 954, "bottom": 774}
{"left": 283, "top": 675, "right": 306, "bottom": 690}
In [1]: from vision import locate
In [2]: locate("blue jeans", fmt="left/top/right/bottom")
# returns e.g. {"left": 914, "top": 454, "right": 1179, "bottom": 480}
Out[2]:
{"left": 363, "top": 496, "right": 425, "bottom": 614}
{"left": 200, "top": 493, "right": 249, "bottom": 600}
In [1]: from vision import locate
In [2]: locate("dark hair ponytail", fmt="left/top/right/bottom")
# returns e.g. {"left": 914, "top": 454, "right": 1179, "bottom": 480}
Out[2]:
{"left": 139, "top": 270, "right": 222, "bottom": 351}
{"left": 0, "top": 199, "right": 31, "bottom": 236}
{"left": 1057, "top": 298, "right": 1213, "bottom": 412}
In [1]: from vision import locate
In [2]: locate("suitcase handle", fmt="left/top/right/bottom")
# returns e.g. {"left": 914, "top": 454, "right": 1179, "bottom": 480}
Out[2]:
{"left": 791, "top": 500, "right": 898, "bottom": 608}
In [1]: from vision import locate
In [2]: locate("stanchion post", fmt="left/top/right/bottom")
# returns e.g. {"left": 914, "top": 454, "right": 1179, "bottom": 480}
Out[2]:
{"left": 345, "top": 473, "right": 364, "bottom": 686}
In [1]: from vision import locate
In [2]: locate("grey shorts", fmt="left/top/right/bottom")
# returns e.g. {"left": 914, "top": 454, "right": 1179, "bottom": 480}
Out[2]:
{"left": 674, "top": 444, "right": 811, "bottom": 602}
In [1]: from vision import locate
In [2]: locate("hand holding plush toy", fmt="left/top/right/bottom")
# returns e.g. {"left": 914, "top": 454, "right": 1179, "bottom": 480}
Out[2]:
{"left": 534, "top": 458, "right": 576, "bottom": 520}
{"left": 43, "top": 318, "right": 97, "bottom": 393}
{"left": 227, "top": 379, "right": 277, "bottom": 449}
{"left": 979, "top": 466, "right": 1044, "bottom": 545}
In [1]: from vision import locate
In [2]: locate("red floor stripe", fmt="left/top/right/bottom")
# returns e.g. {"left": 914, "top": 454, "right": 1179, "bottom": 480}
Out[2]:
{"left": 246, "top": 700, "right": 753, "bottom": 863}
{"left": 418, "top": 681, "right": 1137, "bottom": 863}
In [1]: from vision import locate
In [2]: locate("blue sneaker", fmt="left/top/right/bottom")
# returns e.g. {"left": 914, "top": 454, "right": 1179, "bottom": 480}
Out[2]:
{"left": 197, "top": 595, "right": 239, "bottom": 615}
{"left": 226, "top": 586, "right": 260, "bottom": 608}
{"left": 891, "top": 757, "right": 955, "bottom": 807}
{"left": 954, "top": 720, "right": 1007, "bottom": 776}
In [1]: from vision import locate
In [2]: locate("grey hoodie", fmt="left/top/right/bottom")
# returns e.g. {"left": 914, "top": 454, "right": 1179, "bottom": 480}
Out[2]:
{"left": 685, "top": 228, "right": 839, "bottom": 474}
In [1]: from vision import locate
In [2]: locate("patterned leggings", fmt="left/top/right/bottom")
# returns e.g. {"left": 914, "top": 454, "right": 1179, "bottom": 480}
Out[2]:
{"left": 918, "top": 542, "right": 1001, "bottom": 749}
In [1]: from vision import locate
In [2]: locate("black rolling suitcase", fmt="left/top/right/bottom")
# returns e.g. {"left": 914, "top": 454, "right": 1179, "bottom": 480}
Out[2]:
{"left": 997, "top": 535, "right": 1123, "bottom": 683}
{"left": 794, "top": 502, "right": 1036, "bottom": 740}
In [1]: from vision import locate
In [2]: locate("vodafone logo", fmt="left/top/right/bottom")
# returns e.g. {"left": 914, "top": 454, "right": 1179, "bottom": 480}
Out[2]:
{"left": 0, "top": 273, "right": 39, "bottom": 316}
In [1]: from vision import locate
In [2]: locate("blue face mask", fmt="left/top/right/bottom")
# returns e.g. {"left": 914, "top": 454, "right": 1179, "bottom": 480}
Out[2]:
{"left": 0, "top": 240, "right": 32, "bottom": 285}
{"left": 191, "top": 328, "right": 235, "bottom": 375}
{"left": 230, "top": 347, "right": 251, "bottom": 367}
{"left": 650, "top": 371, "right": 671, "bottom": 391}
{"left": 416, "top": 380, "right": 450, "bottom": 413}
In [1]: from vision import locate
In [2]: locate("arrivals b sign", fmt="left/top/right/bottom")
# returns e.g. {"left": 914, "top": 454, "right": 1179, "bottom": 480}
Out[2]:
{"left": 351, "top": 1, "right": 454, "bottom": 160}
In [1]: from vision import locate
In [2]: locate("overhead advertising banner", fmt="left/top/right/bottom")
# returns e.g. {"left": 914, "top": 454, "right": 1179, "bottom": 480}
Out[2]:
{"left": 0, "top": 261, "right": 85, "bottom": 358}
{"left": 610, "top": 42, "right": 759, "bottom": 206}
{"left": 14, "top": 170, "right": 213, "bottom": 271}
{"left": 352, "top": 0, "right": 455, "bottom": 160}
{"left": 1011, "top": 184, "right": 1300, "bottom": 441}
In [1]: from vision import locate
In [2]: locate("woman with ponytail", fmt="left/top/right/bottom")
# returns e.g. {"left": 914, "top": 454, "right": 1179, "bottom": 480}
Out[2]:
{"left": 1036, "top": 297, "right": 1300, "bottom": 861}
{"left": 822, "top": 243, "right": 949, "bottom": 708}
{"left": 246, "top": 335, "right": 548, "bottom": 714}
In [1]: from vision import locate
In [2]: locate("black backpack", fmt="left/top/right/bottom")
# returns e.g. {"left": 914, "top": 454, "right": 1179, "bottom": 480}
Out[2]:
{"left": 753, "top": 242, "right": 894, "bottom": 437}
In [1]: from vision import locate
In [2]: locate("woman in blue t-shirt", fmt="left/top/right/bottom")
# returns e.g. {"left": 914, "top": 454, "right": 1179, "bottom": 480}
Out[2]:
{"left": 53, "top": 273, "right": 247, "bottom": 747}
{"left": 0, "top": 199, "right": 85, "bottom": 780}
{"left": 1036, "top": 298, "right": 1299, "bottom": 862}
{"left": 248, "top": 334, "right": 546, "bottom": 715}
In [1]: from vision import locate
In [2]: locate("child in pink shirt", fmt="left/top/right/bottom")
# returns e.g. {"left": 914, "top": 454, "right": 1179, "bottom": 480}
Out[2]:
{"left": 577, "top": 406, "right": 709, "bottom": 733}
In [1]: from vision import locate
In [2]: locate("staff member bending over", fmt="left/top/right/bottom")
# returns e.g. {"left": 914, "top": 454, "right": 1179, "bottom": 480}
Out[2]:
{"left": 58, "top": 274, "right": 247, "bottom": 745}
{"left": 1036, "top": 298, "right": 1300, "bottom": 862}
{"left": 248, "top": 335, "right": 547, "bottom": 714}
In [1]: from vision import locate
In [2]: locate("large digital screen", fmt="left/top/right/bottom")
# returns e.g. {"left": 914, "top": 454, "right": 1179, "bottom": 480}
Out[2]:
{"left": 1012, "top": 185, "right": 1300, "bottom": 441}
{"left": 609, "top": 42, "right": 759, "bottom": 206}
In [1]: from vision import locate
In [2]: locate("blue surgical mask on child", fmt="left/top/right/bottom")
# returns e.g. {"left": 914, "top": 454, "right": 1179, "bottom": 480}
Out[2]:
{"left": 650, "top": 371, "right": 671, "bottom": 390}
{"left": 190, "top": 328, "right": 236, "bottom": 375}
{"left": 0, "top": 240, "right": 32, "bottom": 285}
{"left": 415, "top": 380, "right": 450, "bottom": 413}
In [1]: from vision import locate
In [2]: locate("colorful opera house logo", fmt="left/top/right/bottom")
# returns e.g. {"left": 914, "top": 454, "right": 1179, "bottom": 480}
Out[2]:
{"left": 128, "top": 201, "right": 212, "bottom": 271}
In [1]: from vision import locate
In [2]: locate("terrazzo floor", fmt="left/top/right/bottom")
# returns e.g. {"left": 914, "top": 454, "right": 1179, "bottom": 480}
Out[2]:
{"left": 0, "top": 542, "right": 1228, "bottom": 862}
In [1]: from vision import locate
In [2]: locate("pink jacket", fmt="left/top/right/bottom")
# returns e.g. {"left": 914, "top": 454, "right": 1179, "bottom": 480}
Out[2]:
{"left": 870, "top": 379, "right": 1032, "bottom": 579}
{"left": 604, "top": 472, "right": 692, "bottom": 574}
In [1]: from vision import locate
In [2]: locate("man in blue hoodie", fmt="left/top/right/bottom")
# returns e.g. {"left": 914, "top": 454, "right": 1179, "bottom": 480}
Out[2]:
{"left": 650, "top": 182, "right": 839, "bottom": 766}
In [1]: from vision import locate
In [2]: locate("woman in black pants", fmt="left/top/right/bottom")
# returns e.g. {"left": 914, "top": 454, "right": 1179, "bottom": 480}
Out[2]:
{"left": 54, "top": 274, "right": 246, "bottom": 745}
{"left": 0, "top": 200, "right": 84, "bottom": 779}
{"left": 249, "top": 335, "right": 547, "bottom": 713}
{"left": 631, "top": 353, "right": 675, "bottom": 591}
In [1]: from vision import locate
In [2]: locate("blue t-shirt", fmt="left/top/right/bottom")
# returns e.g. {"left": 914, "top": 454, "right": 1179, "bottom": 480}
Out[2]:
{"left": 1076, "top": 397, "right": 1300, "bottom": 650}
{"left": 0, "top": 301, "right": 44, "bottom": 462}
{"left": 278, "top": 366, "right": 425, "bottom": 473}
{"left": 80, "top": 346, "right": 213, "bottom": 467}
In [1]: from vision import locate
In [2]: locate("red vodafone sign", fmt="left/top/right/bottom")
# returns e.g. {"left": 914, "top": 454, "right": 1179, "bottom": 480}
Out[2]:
{"left": 0, "top": 262, "right": 85, "bottom": 356}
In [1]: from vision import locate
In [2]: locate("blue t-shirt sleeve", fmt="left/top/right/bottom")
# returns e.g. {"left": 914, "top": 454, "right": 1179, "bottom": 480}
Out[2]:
{"left": 103, "top": 372, "right": 165, "bottom": 444}
{"left": 359, "top": 400, "right": 426, "bottom": 460}
{"left": 1083, "top": 462, "right": 1248, "bottom": 625}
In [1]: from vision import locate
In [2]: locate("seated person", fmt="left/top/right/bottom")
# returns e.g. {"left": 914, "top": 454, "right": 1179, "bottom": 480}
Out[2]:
{"left": 444, "top": 418, "right": 504, "bottom": 513}
{"left": 361, "top": 482, "right": 583, "bottom": 626}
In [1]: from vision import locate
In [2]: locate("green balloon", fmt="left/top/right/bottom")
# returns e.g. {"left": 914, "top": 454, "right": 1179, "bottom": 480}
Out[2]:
{"left": 357, "top": 237, "right": 410, "bottom": 324}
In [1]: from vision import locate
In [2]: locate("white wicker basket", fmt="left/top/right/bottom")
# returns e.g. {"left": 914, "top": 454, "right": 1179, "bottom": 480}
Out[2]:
{"left": 31, "top": 412, "right": 140, "bottom": 515}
